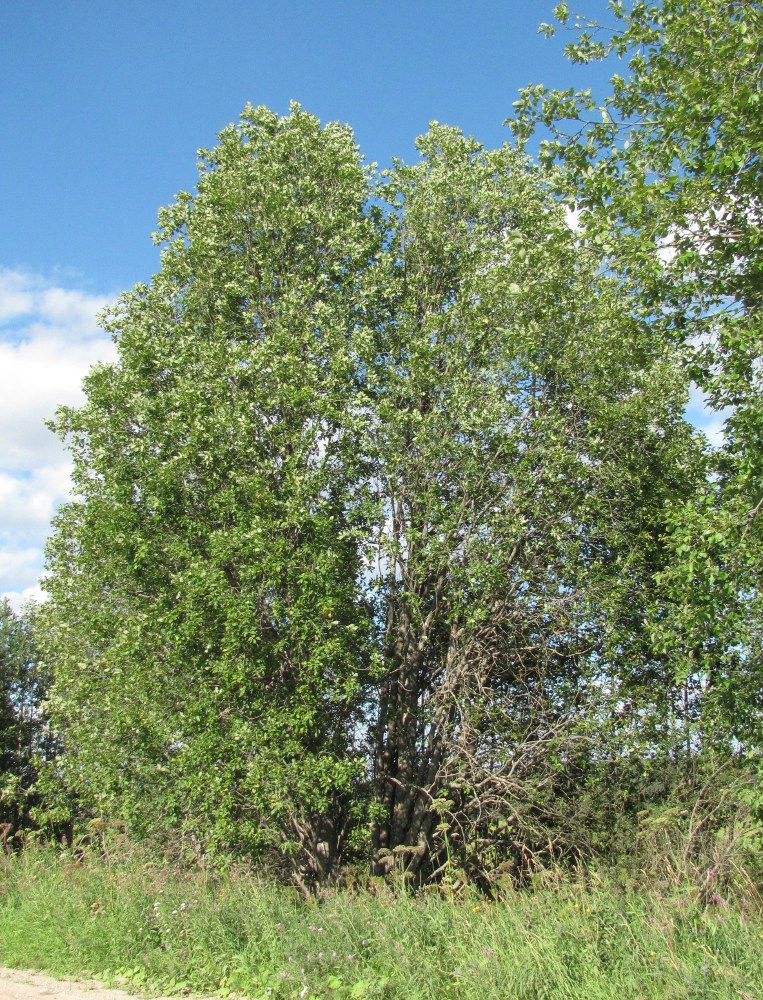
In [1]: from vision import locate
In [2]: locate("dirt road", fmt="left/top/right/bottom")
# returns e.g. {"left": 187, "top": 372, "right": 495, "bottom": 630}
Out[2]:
{"left": 0, "top": 969, "right": 174, "bottom": 1000}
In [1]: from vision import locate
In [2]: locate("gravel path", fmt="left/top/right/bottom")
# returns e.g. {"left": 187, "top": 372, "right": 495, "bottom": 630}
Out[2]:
{"left": 0, "top": 969, "right": 174, "bottom": 1000}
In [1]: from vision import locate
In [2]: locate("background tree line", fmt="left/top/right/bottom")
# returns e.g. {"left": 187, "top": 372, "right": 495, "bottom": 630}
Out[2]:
{"left": 2, "top": 0, "right": 760, "bottom": 892}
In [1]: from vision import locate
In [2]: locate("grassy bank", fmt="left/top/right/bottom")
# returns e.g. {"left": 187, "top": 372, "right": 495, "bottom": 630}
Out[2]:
{"left": 1, "top": 844, "right": 762, "bottom": 999}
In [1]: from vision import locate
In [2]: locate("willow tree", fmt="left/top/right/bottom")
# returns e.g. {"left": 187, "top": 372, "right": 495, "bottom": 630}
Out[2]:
{"left": 366, "top": 126, "right": 700, "bottom": 879}
{"left": 44, "top": 105, "right": 379, "bottom": 881}
{"left": 43, "top": 107, "right": 699, "bottom": 882}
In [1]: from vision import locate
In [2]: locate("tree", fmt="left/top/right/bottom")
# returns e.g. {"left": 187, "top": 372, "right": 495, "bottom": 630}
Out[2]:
{"left": 44, "top": 104, "right": 379, "bottom": 883}
{"left": 366, "top": 125, "right": 699, "bottom": 879}
{"left": 43, "top": 105, "right": 700, "bottom": 883}
{"left": 514, "top": 0, "right": 762, "bottom": 487}
{"left": 0, "top": 600, "right": 50, "bottom": 836}
{"left": 511, "top": 0, "right": 763, "bottom": 754}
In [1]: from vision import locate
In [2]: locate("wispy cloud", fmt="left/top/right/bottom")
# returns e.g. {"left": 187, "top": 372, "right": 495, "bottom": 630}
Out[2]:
{"left": 0, "top": 269, "right": 117, "bottom": 609}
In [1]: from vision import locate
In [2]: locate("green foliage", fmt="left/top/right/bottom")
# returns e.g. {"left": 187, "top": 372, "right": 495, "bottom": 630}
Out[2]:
{"left": 513, "top": 0, "right": 763, "bottom": 479}
{"left": 649, "top": 491, "right": 763, "bottom": 746}
{"left": 0, "top": 600, "right": 52, "bottom": 836}
{"left": 366, "top": 123, "right": 701, "bottom": 879}
{"left": 2, "top": 843, "right": 763, "bottom": 999}
{"left": 511, "top": 0, "right": 763, "bottom": 765}
{"left": 43, "top": 104, "right": 379, "bottom": 877}
{"left": 40, "top": 99, "right": 744, "bottom": 884}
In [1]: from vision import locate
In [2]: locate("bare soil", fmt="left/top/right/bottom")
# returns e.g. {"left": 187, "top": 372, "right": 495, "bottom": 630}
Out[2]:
{"left": 0, "top": 969, "right": 175, "bottom": 1000}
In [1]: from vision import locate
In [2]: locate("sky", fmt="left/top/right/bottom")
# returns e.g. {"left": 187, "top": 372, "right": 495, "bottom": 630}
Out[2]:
{"left": 0, "top": 1, "right": 725, "bottom": 609}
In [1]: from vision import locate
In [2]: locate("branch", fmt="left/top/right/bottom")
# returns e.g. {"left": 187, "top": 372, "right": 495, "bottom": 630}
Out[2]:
{"left": 741, "top": 495, "right": 763, "bottom": 540}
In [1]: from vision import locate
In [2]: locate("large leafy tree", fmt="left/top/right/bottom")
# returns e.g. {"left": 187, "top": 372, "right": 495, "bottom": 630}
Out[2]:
{"left": 367, "top": 125, "right": 699, "bottom": 878}
{"left": 44, "top": 105, "right": 379, "bottom": 881}
{"left": 43, "top": 105, "right": 700, "bottom": 882}
{"left": 512, "top": 0, "right": 763, "bottom": 752}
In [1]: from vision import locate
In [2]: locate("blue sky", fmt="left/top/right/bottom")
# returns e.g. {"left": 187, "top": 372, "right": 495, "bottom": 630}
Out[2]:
{"left": 0, "top": 1, "right": 723, "bottom": 607}
{"left": 2, "top": 0, "right": 608, "bottom": 289}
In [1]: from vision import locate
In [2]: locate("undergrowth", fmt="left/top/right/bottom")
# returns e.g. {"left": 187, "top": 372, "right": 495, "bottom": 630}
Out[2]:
{"left": 1, "top": 842, "right": 762, "bottom": 999}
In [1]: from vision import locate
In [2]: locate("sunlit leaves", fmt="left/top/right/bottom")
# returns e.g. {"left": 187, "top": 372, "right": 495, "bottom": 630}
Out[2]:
{"left": 41, "top": 104, "right": 710, "bottom": 880}
{"left": 43, "top": 105, "right": 379, "bottom": 874}
{"left": 511, "top": 0, "right": 763, "bottom": 755}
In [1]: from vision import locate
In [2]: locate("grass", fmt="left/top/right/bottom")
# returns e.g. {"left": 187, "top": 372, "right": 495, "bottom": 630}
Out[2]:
{"left": 1, "top": 842, "right": 762, "bottom": 999}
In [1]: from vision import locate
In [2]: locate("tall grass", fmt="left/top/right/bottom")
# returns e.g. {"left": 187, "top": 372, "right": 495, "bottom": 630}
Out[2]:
{"left": 1, "top": 841, "right": 762, "bottom": 999}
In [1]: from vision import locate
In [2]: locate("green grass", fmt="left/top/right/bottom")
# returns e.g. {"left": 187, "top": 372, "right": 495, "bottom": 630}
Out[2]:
{"left": 1, "top": 843, "right": 762, "bottom": 999}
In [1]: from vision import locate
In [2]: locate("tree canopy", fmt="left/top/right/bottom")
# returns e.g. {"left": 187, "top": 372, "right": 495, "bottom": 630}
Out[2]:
{"left": 45, "top": 107, "right": 378, "bottom": 879}
{"left": 35, "top": 101, "right": 719, "bottom": 884}
{"left": 514, "top": 1, "right": 762, "bottom": 493}
{"left": 512, "top": 0, "right": 763, "bottom": 761}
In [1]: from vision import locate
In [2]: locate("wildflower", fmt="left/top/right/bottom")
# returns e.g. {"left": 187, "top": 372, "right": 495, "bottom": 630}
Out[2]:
{"left": 574, "top": 903, "right": 580, "bottom": 910}
{"left": 347, "top": 955, "right": 353, "bottom": 962}
{"left": 482, "top": 947, "right": 494, "bottom": 957}
{"left": 585, "top": 907, "right": 591, "bottom": 914}
{"left": 472, "top": 905, "right": 481, "bottom": 913}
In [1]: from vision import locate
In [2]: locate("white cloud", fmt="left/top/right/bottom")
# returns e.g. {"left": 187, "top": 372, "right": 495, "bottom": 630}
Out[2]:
{"left": 0, "top": 269, "right": 117, "bottom": 609}
{"left": 2, "top": 584, "right": 46, "bottom": 613}
{"left": 564, "top": 204, "right": 581, "bottom": 232}
{"left": 0, "top": 465, "right": 73, "bottom": 534}
{"left": 0, "top": 271, "right": 36, "bottom": 323}
{"left": 0, "top": 546, "right": 45, "bottom": 593}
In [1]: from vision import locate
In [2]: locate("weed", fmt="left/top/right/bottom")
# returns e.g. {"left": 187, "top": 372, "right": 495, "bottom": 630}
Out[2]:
{"left": 1, "top": 843, "right": 762, "bottom": 998}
